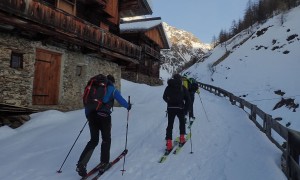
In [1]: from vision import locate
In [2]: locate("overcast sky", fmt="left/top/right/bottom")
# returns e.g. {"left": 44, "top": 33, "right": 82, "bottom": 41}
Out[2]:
{"left": 151, "top": 0, "right": 257, "bottom": 44}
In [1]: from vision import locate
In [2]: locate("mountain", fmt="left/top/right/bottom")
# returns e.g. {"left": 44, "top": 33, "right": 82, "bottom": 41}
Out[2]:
{"left": 184, "top": 6, "right": 300, "bottom": 132}
{"left": 160, "top": 22, "right": 211, "bottom": 79}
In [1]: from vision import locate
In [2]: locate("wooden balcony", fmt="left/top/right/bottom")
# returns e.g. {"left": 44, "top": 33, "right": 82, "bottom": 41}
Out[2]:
{"left": 0, "top": 0, "right": 141, "bottom": 63}
{"left": 143, "top": 44, "right": 161, "bottom": 61}
{"left": 79, "top": 0, "right": 107, "bottom": 6}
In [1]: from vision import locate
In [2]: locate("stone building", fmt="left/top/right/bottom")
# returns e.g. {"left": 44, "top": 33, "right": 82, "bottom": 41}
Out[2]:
{"left": 0, "top": 0, "right": 169, "bottom": 112}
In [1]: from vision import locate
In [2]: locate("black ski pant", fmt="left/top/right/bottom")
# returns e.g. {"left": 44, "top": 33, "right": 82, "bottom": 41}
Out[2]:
{"left": 78, "top": 112, "right": 111, "bottom": 167}
{"left": 165, "top": 108, "right": 186, "bottom": 140}
{"left": 189, "top": 93, "right": 195, "bottom": 118}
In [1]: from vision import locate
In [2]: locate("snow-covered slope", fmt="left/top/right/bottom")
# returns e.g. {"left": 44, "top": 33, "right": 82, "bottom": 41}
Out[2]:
{"left": 185, "top": 6, "right": 300, "bottom": 131}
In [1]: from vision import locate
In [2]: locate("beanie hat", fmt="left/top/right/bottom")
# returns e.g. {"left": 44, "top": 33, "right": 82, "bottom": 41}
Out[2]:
{"left": 107, "top": 74, "right": 115, "bottom": 83}
{"left": 173, "top": 74, "right": 181, "bottom": 80}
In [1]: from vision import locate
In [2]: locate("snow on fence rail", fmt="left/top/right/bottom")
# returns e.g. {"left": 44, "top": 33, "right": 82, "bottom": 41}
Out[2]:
{"left": 199, "top": 82, "right": 300, "bottom": 180}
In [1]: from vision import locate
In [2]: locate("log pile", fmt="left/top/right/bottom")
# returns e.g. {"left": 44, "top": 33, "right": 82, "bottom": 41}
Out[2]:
{"left": 0, "top": 103, "right": 39, "bottom": 128}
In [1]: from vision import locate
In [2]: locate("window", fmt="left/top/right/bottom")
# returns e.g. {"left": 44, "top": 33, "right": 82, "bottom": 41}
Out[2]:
{"left": 10, "top": 52, "right": 23, "bottom": 69}
{"left": 76, "top": 65, "right": 82, "bottom": 76}
{"left": 57, "top": 0, "right": 75, "bottom": 14}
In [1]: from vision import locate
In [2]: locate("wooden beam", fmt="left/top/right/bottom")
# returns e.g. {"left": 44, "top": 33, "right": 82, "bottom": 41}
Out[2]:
{"left": 0, "top": 13, "right": 138, "bottom": 64}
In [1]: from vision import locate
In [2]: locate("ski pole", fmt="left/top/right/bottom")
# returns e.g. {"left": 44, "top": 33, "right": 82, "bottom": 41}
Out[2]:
{"left": 121, "top": 96, "right": 130, "bottom": 175}
{"left": 198, "top": 93, "right": 210, "bottom": 122}
{"left": 188, "top": 117, "right": 193, "bottom": 154}
{"left": 57, "top": 120, "right": 88, "bottom": 173}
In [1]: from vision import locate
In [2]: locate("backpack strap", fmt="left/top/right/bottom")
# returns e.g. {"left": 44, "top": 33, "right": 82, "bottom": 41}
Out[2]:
{"left": 96, "top": 100, "right": 103, "bottom": 110}
{"left": 83, "top": 79, "right": 94, "bottom": 104}
{"left": 112, "top": 88, "right": 116, "bottom": 99}
{"left": 99, "top": 85, "right": 115, "bottom": 112}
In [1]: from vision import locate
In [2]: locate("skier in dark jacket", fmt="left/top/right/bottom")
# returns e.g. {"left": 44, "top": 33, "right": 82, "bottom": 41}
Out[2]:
{"left": 182, "top": 74, "right": 200, "bottom": 119}
{"left": 163, "top": 74, "right": 191, "bottom": 151}
{"left": 76, "top": 74, "right": 131, "bottom": 177}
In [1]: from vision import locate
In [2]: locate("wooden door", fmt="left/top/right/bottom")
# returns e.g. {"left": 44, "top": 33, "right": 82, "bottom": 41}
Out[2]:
{"left": 32, "top": 49, "right": 61, "bottom": 105}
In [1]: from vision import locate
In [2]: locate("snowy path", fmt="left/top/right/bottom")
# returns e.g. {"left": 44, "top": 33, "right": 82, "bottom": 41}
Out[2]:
{"left": 0, "top": 81, "right": 286, "bottom": 180}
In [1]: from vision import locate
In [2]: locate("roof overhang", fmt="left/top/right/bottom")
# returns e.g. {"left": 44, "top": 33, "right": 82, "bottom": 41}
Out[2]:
{"left": 120, "top": 17, "right": 170, "bottom": 49}
{"left": 119, "top": 0, "right": 152, "bottom": 17}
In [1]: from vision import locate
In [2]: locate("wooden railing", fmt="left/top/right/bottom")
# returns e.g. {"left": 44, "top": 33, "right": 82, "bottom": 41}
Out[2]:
{"left": 0, "top": 0, "right": 141, "bottom": 60}
{"left": 199, "top": 82, "right": 300, "bottom": 180}
{"left": 143, "top": 44, "right": 161, "bottom": 60}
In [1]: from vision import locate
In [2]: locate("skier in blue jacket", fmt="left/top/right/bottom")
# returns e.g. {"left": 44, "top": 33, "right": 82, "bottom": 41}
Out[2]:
{"left": 76, "top": 74, "right": 131, "bottom": 177}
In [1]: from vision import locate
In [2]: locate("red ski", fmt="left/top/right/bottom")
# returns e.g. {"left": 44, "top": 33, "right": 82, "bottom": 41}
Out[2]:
{"left": 91, "top": 149, "right": 128, "bottom": 180}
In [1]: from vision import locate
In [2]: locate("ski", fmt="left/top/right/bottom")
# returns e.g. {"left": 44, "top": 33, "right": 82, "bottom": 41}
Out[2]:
{"left": 80, "top": 162, "right": 107, "bottom": 180}
{"left": 173, "top": 133, "right": 191, "bottom": 155}
{"left": 158, "top": 138, "right": 179, "bottom": 163}
{"left": 159, "top": 118, "right": 195, "bottom": 163}
{"left": 91, "top": 149, "right": 128, "bottom": 180}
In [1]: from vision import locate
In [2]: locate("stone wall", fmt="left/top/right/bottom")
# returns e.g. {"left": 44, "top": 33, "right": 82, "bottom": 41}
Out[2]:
{"left": 58, "top": 52, "right": 120, "bottom": 111}
{"left": 0, "top": 32, "right": 121, "bottom": 111}
{"left": 0, "top": 33, "right": 35, "bottom": 107}
{"left": 122, "top": 71, "right": 163, "bottom": 86}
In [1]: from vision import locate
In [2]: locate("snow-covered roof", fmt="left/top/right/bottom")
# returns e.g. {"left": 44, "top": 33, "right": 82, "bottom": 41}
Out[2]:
{"left": 120, "top": 19, "right": 161, "bottom": 33}
{"left": 146, "top": 0, "right": 153, "bottom": 9}
{"left": 120, "top": 17, "right": 170, "bottom": 49}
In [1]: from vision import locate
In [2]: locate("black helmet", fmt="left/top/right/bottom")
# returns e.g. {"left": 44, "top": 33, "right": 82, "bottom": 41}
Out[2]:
{"left": 173, "top": 74, "right": 181, "bottom": 80}
{"left": 107, "top": 74, "right": 115, "bottom": 83}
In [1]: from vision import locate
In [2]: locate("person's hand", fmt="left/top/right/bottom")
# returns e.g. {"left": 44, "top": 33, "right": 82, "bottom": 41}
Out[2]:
{"left": 127, "top": 103, "right": 132, "bottom": 111}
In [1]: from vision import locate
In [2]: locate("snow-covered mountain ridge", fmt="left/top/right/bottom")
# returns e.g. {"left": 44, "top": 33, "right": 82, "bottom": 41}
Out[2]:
{"left": 160, "top": 22, "right": 211, "bottom": 78}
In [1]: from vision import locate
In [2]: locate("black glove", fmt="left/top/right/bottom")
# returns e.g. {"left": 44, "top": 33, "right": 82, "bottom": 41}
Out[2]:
{"left": 127, "top": 103, "right": 132, "bottom": 111}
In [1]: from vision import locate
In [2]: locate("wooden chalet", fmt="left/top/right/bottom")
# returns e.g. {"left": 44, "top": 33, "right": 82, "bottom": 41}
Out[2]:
{"left": 120, "top": 17, "right": 170, "bottom": 82}
{"left": 0, "top": 0, "right": 169, "bottom": 112}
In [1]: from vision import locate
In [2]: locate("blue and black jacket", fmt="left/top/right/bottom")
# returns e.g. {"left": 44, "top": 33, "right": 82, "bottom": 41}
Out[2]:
{"left": 85, "top": 81, "right": 129, "bottom": 117}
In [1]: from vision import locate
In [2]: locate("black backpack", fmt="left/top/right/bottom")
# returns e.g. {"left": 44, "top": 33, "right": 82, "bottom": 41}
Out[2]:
{"left": 166, "top": 78, "right": 184, "bottom": 106}
{"left": 83, "top": 74, "right": 108, "bottom": 112}
{"left": 188, "top": 78, "right": 199, "bottom": 93}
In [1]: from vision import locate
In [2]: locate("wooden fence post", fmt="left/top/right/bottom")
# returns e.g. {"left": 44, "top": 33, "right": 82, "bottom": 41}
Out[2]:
{"left": 229, "top": 93, "right": 236, "bottom": 105}
{"left": 249, "top": 104, "right": 257, "bottom": 121}
{"left": 287, "top": 130, "right": 300, "bottom": 180}
{"left": 208, "top": 86, "right": 212, "bottom": 93}
{"left": 213, "top": 88, "right": 218, "bottom": 96}
{"left": 265, "top": 114, "right": 272, "bottom": 138}
{"left": 216, "top": 88, "right": 221, "bottom": 96}
{"left": 239, "top": 98, "right": 245, "bottom": 109}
